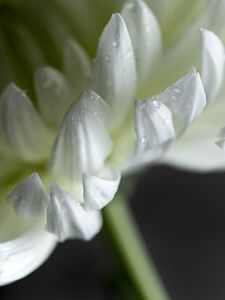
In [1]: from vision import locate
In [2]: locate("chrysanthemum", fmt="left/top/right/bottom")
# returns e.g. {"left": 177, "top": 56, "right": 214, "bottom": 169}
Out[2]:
{"left": 0, "top": 0, "right": 224, "bottom": 288}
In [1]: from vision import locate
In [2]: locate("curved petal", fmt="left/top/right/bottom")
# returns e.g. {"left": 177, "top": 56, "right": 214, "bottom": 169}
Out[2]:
{"left": 123, "top": 98, "right": 175, "bottom": 173}
{"left": 0, "top": 230, "right": 56, "bottom": 286}
{"left": 122, "top": 0, "right": 161, "bottom": 87}
{"left": 134, "top": 99, "right": 175, "bottom": 154}
{"left": 46, "top": 184, "right": 102, "bottom": 242}
{"left": 158, "top": 68, "right": 206, "bottom": 135}
{"left": 124, "top": 69, "right": 206, "bottom": 173}
{"left": 34, "top": 67, "right": 73, "bottom": 128}
{"left": 7, "top": 173, "right": 48, "bottom": 219}
{"left": 164, "top": 93, "right": 225, "bottom": 171}
{"left": 89, "top": 13, "right": 137, "bottom": 128}
{"left": 50, "top": 89, "right": 113, "bottom": 182}
{"left": 201, "top": 29, "right": 225, "bottom": 103}
{"left": 0, "top": 83, "right": 53, "bottom": 162}
{"left": 63, "top": 38, "right": 91, "bottom": 95}
{"left": 83, "top": 166, "right": 121, "bottom": 211}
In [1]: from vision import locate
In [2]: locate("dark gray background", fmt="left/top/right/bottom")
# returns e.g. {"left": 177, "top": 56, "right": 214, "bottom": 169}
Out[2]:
{"left": 1, "top": 165, "right": 225, "bottom": 300}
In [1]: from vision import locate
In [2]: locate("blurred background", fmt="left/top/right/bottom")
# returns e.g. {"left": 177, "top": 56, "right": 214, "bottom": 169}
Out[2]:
{"left": 1, "top": 165, "right": 225, "bottom": 300}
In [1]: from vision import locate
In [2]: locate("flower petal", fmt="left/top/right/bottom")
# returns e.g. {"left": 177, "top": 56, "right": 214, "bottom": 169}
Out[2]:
{"left": 50, "top": 89, "right": 113, "bottom": 181}
{"left": 63, "top": 38, "right": 91, "bottom": 96}
{"left": 34, "top": 67, "right": 73, "bottom": 128}
{"left": 83, "top": 167, "right": 121, "bottom": 211}
{"left": 7, "top": 173, "right": 48, "bottom": 219}
{"left": 89, "top": 13, "right": 137, "bottom": 128}
{"left": 122, "top": 0, "right": 161, "bottom": 87}
{"left": 159, "top": 68, "right": 206, "bottom": 135}
{"left": 134, "top": 98, "right": 175, "bottom": 154}
{"left": 201, "top": 29, "right": 225, "bottom": 103}
{"left": 0, "top": 83, "right": 53, "bottom": 162}
{"left": 164, "top": 93, "right": 225, "bottom": 171}
{"left": 0, "top": 229, "right": 56, "bottom": 286}
{"left": 46, "top": 184, "right": 102, "bottom": 242}
{"left": 128, "top": 69, "right": 206, "bottom": 173}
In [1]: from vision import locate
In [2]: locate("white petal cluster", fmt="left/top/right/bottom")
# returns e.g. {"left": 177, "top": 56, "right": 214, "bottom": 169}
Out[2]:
{"left": 1, "top": 0, "right": 225, "bottom": 285}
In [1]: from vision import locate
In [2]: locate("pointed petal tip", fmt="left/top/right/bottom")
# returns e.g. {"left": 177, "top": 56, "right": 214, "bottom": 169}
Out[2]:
{"left": 50, "top": 86, "right": 113, "bottom": 181}
{"left": 7, "top": 173, "right": 48, "bottom": 219}
{"left": 111, "top": 13, "right": 124, "bottom": 21}
{"left": 89, "top": 7, "right": 136, "bottom": 128}
{"left": 1, "top": 82, "right": 24, "bottom": 98}
{"left": 80, "top": 88, "right": 100, "bottom": 99}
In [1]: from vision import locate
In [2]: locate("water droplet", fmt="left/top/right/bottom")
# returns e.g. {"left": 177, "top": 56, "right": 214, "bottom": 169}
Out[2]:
{"left": 174, "top": 87, "right": 182, "bottom": 96}
{"left": 112, "top": 40, "right": 120, "bottom": 48}
{"left": 171, "top": 95, "right": 177, "bottom": 101}
{"left": 139, "top": 136, "right": 147, "bottom": 143}
{"left": 163, "top": 117, "right": 170, "bottom": 125}
{"left": 152, "top": 100, "right": 160, "bottom": 108}
{"left": 105, "top": 55, "right": 110, "bottom": 62}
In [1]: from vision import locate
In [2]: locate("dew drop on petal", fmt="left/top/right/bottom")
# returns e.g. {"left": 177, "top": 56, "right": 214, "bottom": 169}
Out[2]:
{"left": 174, "top": 87, "right": 182, "bottom": 96}
{"left": 171, "top": 95, "right": 177, "bottom": 101}
{"left": 139, "top": 136, "right": 148, "bottom": 143}
{"left": 152, "top": 100, "right": 161, "bottom": 108}
{"left": 163, "top": 117, "right": 170, "bottom": 125}
{"left": 105, "top": 55, "right": 110, "bottom": 62}
{"left": 112, "top": 41, "right": 120, "bottom": 48}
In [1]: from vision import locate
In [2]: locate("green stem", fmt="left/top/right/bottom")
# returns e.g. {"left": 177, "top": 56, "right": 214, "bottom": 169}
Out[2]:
{"left": 103, "top": 194, "right": 170, "bottom": 300}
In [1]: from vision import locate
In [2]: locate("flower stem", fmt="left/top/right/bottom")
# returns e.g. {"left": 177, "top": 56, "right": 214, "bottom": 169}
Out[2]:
{"left": 103, "top": 194, "right": 170, "bottom": 300}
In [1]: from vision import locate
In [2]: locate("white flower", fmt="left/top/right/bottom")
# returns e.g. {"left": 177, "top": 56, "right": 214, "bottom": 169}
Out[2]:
{"left": 0, "top": 0, "right": 224, "bottom": 285}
